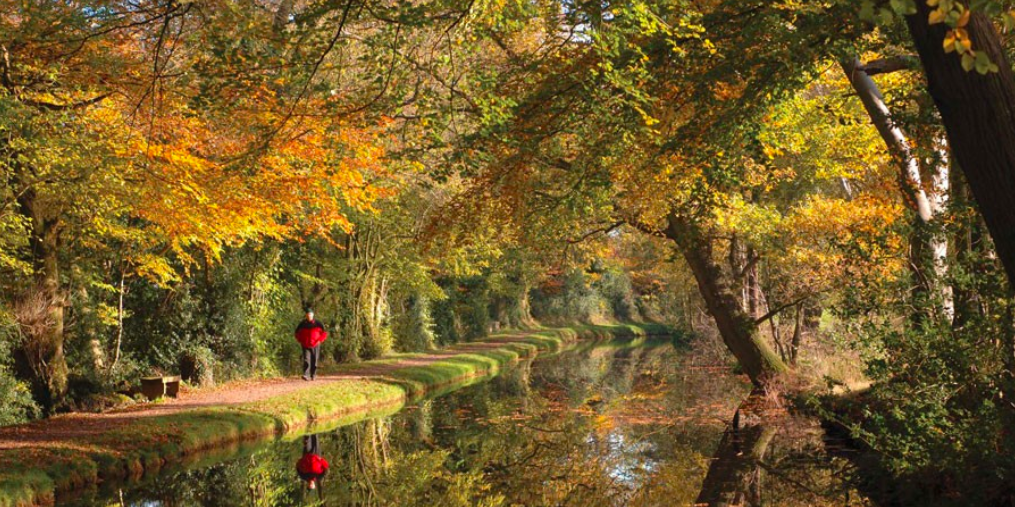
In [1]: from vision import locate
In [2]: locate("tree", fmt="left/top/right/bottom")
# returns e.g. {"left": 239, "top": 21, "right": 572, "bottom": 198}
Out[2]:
{"left": 903, "top": 2, "right": 1015, "bottom": 287}
{"left": 841, "top": 56, "right": 953, "bottom": 321}
{"left": 0, "top": 1, "right": 397, "bottom": 409}
{"left": 664, "top": 214, "right": 787, "bottom": 382}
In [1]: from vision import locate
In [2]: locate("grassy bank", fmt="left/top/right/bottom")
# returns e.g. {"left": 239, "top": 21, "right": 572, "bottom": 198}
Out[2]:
{"left": 0, "top": 323, "right": 669, "bottom": 507}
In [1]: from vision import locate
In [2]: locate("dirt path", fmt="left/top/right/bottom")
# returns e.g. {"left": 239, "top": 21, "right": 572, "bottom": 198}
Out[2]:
{"left": 0, "top": 333, "right": 538, "bottom": 451}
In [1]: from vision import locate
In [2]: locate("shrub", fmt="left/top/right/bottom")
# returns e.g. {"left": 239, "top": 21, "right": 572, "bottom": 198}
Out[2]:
{"left": 0, "top": 368, "right": 39, "bottom": 426}
{"left": 0, "top": 316, "right": 40, "bottom": 426}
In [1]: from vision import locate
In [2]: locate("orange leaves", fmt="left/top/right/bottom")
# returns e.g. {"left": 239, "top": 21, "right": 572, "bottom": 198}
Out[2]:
{"left": 101, "top": 89, "right": 394, "bottom": 278}
{"left": 774, "top": 194, "right": 905, "bottom": 290}
{"left": 711, "top": 79, "right": 746, "bottom": 101}
{"left": 942, "top": 28, "right": 972, "bottom": 54}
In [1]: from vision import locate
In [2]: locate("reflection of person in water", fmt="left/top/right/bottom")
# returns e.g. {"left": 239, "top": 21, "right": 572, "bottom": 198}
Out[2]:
{"left": 297, "top": 434, "right": 329, "bottom": 496}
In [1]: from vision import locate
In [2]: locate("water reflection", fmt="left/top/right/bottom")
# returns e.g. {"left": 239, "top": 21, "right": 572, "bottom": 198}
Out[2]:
{"left": 296, "top": 435, "right": 328, "bottom": 501}
{"left": 67, "top": 338, "right": 871, "bottom": 507}
{"left": 695, "top": 394, "right": 872, "bottom": 507}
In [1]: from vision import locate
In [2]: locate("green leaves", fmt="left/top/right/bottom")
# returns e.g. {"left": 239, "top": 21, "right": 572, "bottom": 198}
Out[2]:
{"left": 859, "top": 0, "right": 912, "bottom": 23}
{"left": 890, "top": 0, "right": 919, "bottom": 16}
{"left": 961, "top": 50, "right": 1000, "bottom": 74}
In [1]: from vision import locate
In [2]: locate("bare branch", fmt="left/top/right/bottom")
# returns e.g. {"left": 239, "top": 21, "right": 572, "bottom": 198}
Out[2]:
{"left": 858, "top": 56, "right": 920, "bottom": 76}
{"left": 754, "top": 294, "right": 812, "bottom": 326}
{"left": 20, "top": 92, "right": 112, "bottom": 111}
{"left": 567, "top": 221, "right": 624, "bottom": 244}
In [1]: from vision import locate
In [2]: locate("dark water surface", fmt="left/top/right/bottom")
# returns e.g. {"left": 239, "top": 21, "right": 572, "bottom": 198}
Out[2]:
{"left": 65, "top": 338, "right": 871, "bottom": 506}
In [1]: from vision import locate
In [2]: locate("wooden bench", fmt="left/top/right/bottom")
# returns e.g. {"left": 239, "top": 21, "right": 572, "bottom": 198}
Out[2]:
{"left": 141, "top": 375, "right": 181, "bottom": 401}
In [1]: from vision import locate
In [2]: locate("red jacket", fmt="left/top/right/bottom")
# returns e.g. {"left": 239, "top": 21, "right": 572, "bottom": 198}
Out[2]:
{"left": 295, "top": 319, "right": 328, "bottom": 348}
{"left": 297, "top": 453, "right": 329, "bottom": 477}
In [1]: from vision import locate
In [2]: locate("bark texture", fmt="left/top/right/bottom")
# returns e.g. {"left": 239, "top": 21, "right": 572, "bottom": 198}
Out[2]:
{"left": 665, "top": 214, "right": 787, "bottom": 385}
{"left": 905, "top": 7, "right": 1015, "bottom": 286}
{"left": 14, "top": 186, "right": 68, "bottom": 411}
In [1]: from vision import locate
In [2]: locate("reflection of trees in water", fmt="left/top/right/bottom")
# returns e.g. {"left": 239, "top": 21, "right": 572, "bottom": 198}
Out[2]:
{"left": 99, "top": 439, "right": 309, "bottom": 507}
{"left": 532, "top": 341, "right": 668, "bottom": 408}
{"left": 695, "top": 421, "right": 776, "bottom": 507}
{"left": 323, "top": 417, "right": 392, "bottom": 503}
{"left": 90, "top": 340, "right": 867, "bottom": 507}
{"left": 492, "top": 357, "right": 532, "bottom": 398}
{"left": 693, "top": 396, "right": 872, "bottom": 507}
{"left": 408, "top": 399, "right": 432, "bottom": 444}
{"left": 451, "top": 342, "right": 715, "bottom": 506}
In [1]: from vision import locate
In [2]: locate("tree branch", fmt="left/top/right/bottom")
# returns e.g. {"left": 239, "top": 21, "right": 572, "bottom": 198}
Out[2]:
{"left": 858, "top": 55, "right": 920, "bottom": 76}
{"left": 619, "top": 214, "right": 667, "bottom": 238}
{"left": 754, "top": 294, "right": 812, "bottom": 326}
{"left": 567, "top": 221, "right": 624, "bottom": 244}
{"left": 20, "top": 92, "right": 112, "bottom": 111}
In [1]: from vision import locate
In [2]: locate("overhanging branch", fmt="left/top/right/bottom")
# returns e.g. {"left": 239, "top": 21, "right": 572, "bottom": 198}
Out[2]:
{"left": 567, "top": 221, "right": 624, "bottom": 244}
{"left": 20, "top": 92, "right": 112, "bottom": 111}
{"left": 858, "top": 56, "right": 920, "bottom": 76}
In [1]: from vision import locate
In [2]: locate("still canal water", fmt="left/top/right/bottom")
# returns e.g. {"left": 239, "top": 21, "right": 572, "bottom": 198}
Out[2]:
{"left": 66, "top": 338, "right": 872, "bottom": 506}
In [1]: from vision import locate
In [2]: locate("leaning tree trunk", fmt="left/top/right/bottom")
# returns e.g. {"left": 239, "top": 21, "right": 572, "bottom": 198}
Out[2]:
{"left": 905, "top": 6, "right": 1015, "bottom": 288}
{"left": 665, "top": 214, "right": 787, "bottom": 386}
{"left": 840, "top": 58, "right": 933, "bottom": 221}
{"left": 841, "top": 57, "right": 953, "bottom": 322}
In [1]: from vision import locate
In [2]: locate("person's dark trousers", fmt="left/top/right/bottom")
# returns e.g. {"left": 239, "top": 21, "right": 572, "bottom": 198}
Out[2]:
{"left": 304, "top": 434, "right": 320, "bottom": 455}
{"left": 302, "top": 345, "right": 320, "bottom": 379}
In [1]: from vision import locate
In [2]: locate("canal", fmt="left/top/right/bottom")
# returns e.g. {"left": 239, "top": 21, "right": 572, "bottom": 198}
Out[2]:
{"left": 65, "top": 337, "right": 871, "bottom": 506}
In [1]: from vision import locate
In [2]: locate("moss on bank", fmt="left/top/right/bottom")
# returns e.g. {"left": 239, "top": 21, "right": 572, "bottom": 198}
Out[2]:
{"left": 0, "top": 324, "right": 670, "bottom": 507}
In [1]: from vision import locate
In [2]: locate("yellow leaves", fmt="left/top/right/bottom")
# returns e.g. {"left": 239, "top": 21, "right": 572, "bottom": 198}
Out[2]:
{"left": 702, "top": 38, "right": 717, "bottom": 56}
{"left": 714, "top": 195, "right": 783, "bottom": 246}
{"left": 929, "top": 1, "right": 970, "bottom": 26}
{"left": 762, "top": 144, "right": 783, "bottom": 160}
{"left": 132, "top": 254, "right": 180, "bottom": 284}
{"left": 635, "top": 105, "right": 660, "bottom": 127}
{"left": 930, "top": 2, "right": 1000, "bottom": 73}
{"left": 774, "top": 195, "right": 905, "bottom": 288}
{"left": 942, "top": 28, "right": 971, "bottom": 54}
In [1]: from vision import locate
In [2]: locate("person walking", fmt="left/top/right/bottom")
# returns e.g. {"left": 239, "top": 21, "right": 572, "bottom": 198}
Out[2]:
{"left": 295, "top": 307, "right": 327, "bottom": 381}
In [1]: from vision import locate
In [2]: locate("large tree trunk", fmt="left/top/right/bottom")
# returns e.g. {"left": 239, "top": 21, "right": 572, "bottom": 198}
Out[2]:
{"left": 665, "top": 214, "right": 787, "bottom": 386}
{"left": 14, "top": 187, "right": 68, "bottom": 412}
{"left": 905, "top": 6, "right": 1015, "bottom": 287}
